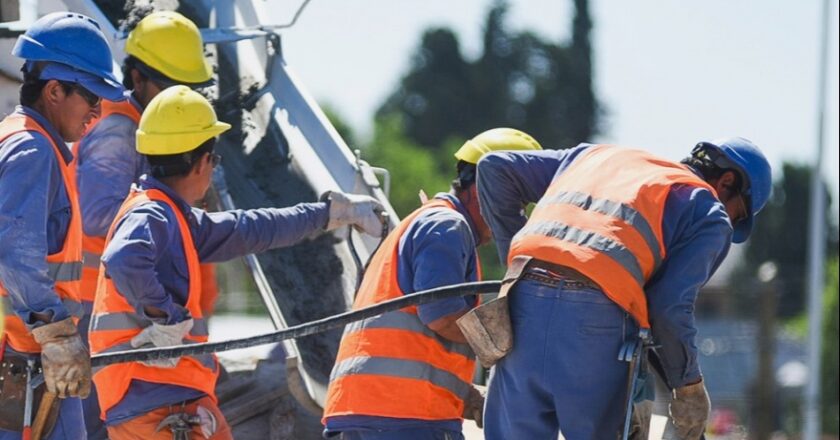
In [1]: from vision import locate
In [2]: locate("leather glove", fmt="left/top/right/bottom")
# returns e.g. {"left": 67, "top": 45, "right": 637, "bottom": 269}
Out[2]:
{"left": 324, "top": 191, "right": 386, "bottom": 237}
{"left": 31, "top": 318, "right": 91, "bottom": 399}
{"left": 669, "top": 380, "right": 710, "bottom": 440}
{"left": 629, "top": 400, "right": 653, "bottom": 440}
{"left": 463, "top": 385, "right": 485, "bottom": 429}
{"left": 130, "top": 319, "right": 193, "bottom": 369}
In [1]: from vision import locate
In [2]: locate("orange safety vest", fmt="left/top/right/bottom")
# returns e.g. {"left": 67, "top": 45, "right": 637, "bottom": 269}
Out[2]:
{"left": 0, "top": 114, "right": 83, "bottom": 353}
{"left": 508, "top": 145, "right": 717, "bottom": 328}
{"left": 72, "top": 99, "right": 142, "bottom": 303}
{"left": 323, "top": 199, "right": 479, "bottom": 422}
{"left": 89, "top": 188, "right": 217, "bottom": 418}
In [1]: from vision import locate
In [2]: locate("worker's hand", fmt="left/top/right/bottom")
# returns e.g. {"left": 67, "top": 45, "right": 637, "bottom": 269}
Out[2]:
{"left": 463, "top": 385, "right": 485, "bottom": 429}
{"left": 31, "top": 318, "right": 91, "bottom": 399}
{"left": 324, "top": 191, "right": 386, "bottom": 237}
{"left": 669, "top": 379, "right": 710, "bottom": 440}
{"left": 130, "top": 319, "right": 194, "bottom": 368}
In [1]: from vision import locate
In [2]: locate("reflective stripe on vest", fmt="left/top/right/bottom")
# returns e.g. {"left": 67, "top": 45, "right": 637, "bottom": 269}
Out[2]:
{"left": 89, "top": 189, "right": 217, "bottom": 417}
{"left": 509, "top": 145, "right": 716, "bottom": 328}
{"left": 323, "top": 199, "right": 479, "bottom": 422}
{"left": 0, "top": 114, "right": 83, "bottom": 353}
{"left": 72, "top": 99, "right": 142, "bottom": 303}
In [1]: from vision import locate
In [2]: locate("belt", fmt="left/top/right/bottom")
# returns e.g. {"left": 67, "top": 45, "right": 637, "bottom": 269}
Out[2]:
{"left": 522, "top": 260, "right": 601, "bottom": 291}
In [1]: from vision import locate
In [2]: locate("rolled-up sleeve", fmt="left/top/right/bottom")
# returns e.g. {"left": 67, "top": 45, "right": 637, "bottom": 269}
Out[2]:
{"left": 76, "top": 115, "right": 146, "bottom": 237}
{"left": 192, "top": 203, "right": 330, "bottom": 262}
{"left": 101, "top": 205, "right": 188, "bottom": 324}
{"left": 0, "top": 134, "right": 69, "bottom": 327}
{"left": 645, "top": 185, "right": 732, "bottom": 388}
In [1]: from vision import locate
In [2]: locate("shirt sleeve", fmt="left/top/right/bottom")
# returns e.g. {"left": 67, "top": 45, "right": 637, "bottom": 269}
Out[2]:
{"left": 476, "top": 145, "right": 592, "bottom": 265}
{"left": 0, "top": 133, "right": 70, "bottom": 327}
{"left": 400, "top": 211, "right": 478, "bottom": 325}
{"left": 101, "top": 204, "right": 188, "bottom": 324}
{"left": 645, "top": 185, "right": 733, "bottom": 388}
{"left": 76, "top": 115, "right": 146, "bottom": 237}
{"left": 192, "top": 202, "right": 330, "bottom": 262}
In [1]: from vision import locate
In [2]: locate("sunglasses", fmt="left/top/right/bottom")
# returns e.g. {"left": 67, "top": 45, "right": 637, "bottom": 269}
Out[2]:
{"left": 60, "top": 82, "right": 101, "bottom": 107}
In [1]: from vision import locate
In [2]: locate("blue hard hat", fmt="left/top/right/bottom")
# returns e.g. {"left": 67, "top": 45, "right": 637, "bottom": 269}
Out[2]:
{"left": 693, "top": 137, "right": 772, "bottom": 243}
{"left": 12, "top": 12, "right": 124, "bottom": 101}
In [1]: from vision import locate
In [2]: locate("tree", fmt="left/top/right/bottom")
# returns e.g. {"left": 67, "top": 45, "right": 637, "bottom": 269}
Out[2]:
{"left": 821, "top": 258, "right": 839, "bottom": 434}
{"left": 378, "top": 0, "right": 599, "bottom": 150}
{"left": 732, "top": 163, "right": 839, "bottom": 318}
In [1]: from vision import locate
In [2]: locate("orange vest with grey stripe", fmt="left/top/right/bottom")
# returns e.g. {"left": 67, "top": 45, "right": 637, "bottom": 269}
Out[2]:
{"left": 72, "top": 99, "right": 142, "bottom": 303}
{"left": 323, "top": 199, "right": 479, "bottom": 422}
{"left": 0, "top": 114, "right": 84, "bottom": 353}
{"left": 509, "top": 145, "right": 716, "bottom": 328}
{"left": 89, "top": 188, "right": 217, "bottom": 418}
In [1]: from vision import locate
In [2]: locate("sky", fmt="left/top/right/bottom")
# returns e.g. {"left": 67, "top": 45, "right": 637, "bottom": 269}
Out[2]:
{"left": 273, "top": 0, "right": 840, "bottom": 208}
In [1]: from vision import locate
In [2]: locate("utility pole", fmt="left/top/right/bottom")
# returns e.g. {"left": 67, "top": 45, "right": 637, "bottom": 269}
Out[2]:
{"left": 803, "top": 0, "right": 834, "bottom": 438}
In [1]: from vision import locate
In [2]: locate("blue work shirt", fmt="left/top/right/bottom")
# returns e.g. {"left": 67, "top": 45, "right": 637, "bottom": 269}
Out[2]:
{"left": 476, "top": 144, "right": 733, "bottom": 389}
{"left": 325, "top": 193, "right": 480, "bottom": 435}
{"left": 102, "top": 175, "right": 329, "bottom": 425}
{"left": 0, "top": 106, "right": 74, "bottom": 329}
{"left": 75, "top": 95, "right": 147, "bottom": 237}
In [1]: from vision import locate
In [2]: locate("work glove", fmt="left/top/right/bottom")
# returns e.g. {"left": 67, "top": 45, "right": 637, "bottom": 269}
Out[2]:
{"left": 669, "top": 380, "right": 710, "bottom": 440}
{"left": 629, "top": 400, "right": 653, "bottom": 440}
{"left": 30, "top": 318, "right": 91, "bottom": 399}
{"left": 324, "top": 191, "right": 386, "bottom": 237}
{"left": 130, "top": 319, "right": 194, "bottom": 369}
{"left": 463, "top": 385, "right": 485, "bottom": 429}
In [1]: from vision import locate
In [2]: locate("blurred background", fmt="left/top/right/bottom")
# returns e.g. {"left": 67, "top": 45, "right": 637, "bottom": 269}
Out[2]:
{"left": 275, "top": 1, "right": 840, "bottom": 437}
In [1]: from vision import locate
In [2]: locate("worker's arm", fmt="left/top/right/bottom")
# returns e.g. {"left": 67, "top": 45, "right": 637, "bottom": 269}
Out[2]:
{"left": 101, "top": 205, "right": 189, "bottom": 324}
{"left": 475, "top": 145, "right": 592, "bottom": 264}
{"left": 192, "top": 203, "right": 329, "bottom": 262}
{"left": 0, "top": 133, "right": 70, "bottom": 327}
{"left": 645, "top": 185, "right": 732, "bottom": 389}
{"left": 401, "top": 208, "right": 478, "bottom": 343}
{"left": 76, "top": 115, "right": 147, "bottom": 237}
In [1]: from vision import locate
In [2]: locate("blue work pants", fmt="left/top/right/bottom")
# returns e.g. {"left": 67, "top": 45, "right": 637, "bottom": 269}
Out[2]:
{"left": 77, "top": 300, "right": 107, "bottom": 440}
{"left": 484, "top": 278, "right": 638, "bottom": 440}
{"left": 0, "top": 397, "right": 85, "bottom": 440}
{"left": 336, "top": 429, "right": 464, "bottom": 440}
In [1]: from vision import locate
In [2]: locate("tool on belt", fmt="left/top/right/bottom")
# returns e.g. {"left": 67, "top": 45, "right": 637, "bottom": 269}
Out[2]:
{"left": 155, "top": 401, "right": 218, "bottom": 440}
{"left": 456, "top": 255, "right": 532, "bottom": 368}
{"left": 620, "top": 329, "right": 653, "bottom": 440}
{"left": 0, "top": 354, "right": 59, "bottom": 440}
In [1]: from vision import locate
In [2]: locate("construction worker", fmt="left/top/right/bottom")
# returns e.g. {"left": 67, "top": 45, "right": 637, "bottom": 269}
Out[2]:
{"left": 88, "top": 85, "right": 385, "bottom": 439}
{"left": 72, "top": 11, "right": 215, "bottom": 438}
{"left": 0, "top": 12, "right": 125, "bottom": 440}
{"left": 322, "top": 128, "right": 543, "bottom": 440}
{"left": 475, "top": 140, "right": 772, "bottom": 439}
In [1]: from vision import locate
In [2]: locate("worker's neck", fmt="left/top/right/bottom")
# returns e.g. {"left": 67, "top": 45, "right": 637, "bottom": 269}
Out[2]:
{"left": 159, "top": 175, "right": 201, "bottom": 205}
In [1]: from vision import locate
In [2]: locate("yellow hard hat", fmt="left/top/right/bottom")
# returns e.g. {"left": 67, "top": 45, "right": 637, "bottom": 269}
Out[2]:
{"left": 125, "top": 11, "right": 212, "bottom": 85}
{"left": 137, "top": 85, "right": 231, "bottom": 155}
{"left": 454, "top": 128, "right": 542, "bottom": 164}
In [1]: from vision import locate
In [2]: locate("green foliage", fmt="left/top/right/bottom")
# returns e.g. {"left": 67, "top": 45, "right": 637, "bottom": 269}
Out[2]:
{"left": 377, "top": 0, "right": 599, "bottom": 150}
{"left": 822, "top": 258, "right": 839, "bottom": 434}
{"left": 732, "top": 163, "right": 839, "bottom": 317}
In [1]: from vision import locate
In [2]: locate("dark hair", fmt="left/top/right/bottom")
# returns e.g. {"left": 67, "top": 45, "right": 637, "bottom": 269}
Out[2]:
{"left": 148, "top": 138, "right": 216, "bottom": 178}
{"left": 681, "top": 154, "right": 744, "bottom": 190}
{"left": 122, "top": 56, "right": 178, "bottom": 90}
{"left": 451, "top": 160, "right": 476, "bottom": 191}
{"left": 19, "top": 62, "right": 73, "bottom": 107}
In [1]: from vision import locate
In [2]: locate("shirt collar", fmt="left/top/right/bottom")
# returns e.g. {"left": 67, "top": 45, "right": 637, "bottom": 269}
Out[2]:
{"left": 434, "top": 192, "right": 480, "bottom": 244}
{"left": 138, "top": 174, "right": 194, "bottom": 216}
{"left": 14, "top": 105, "right": 73, "bottom": 165}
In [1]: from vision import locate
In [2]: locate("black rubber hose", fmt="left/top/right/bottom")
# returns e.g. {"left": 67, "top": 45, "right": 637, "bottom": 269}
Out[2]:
{"left": 91, "top": 280, "right": 500, "bottom": 367}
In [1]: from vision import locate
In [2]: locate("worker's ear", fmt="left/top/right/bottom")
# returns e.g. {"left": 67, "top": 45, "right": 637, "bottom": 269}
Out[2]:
{"left": 712, "top": 170, "right": 739, "bottom": 202}
{"left": 41, "top": 80, "right": 69, "bottom": 107}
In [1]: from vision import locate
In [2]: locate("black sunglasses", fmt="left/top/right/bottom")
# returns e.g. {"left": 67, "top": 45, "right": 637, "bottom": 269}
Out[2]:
{"left": 60, "top": 81, "right": 101, "bottom": 107}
